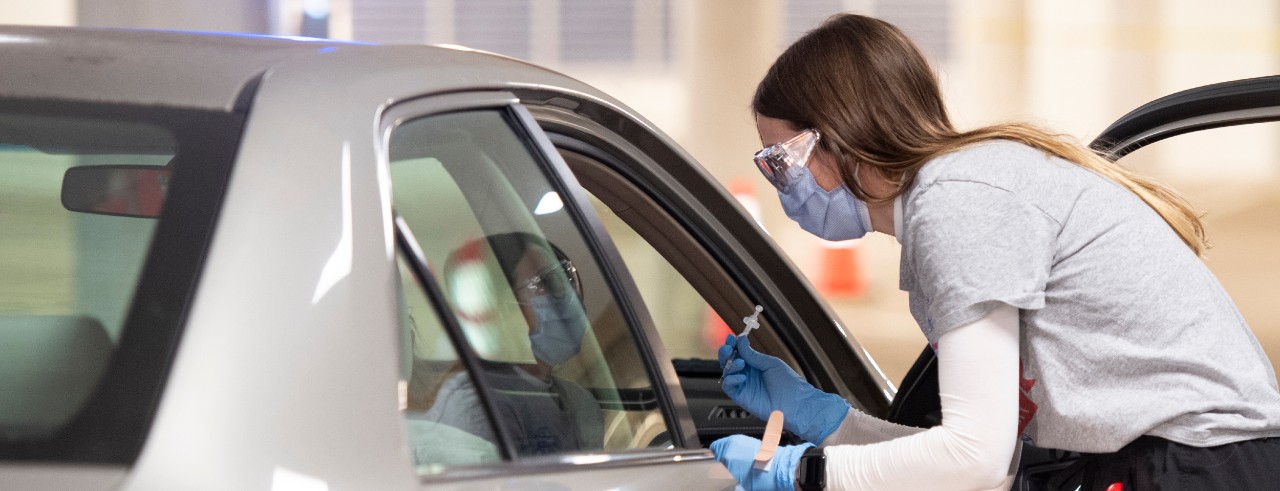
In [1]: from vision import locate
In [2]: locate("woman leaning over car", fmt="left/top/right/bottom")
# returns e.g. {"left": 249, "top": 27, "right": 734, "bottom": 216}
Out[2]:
{"left": 710, "top": 13, "right": 1280, "bottom": 491}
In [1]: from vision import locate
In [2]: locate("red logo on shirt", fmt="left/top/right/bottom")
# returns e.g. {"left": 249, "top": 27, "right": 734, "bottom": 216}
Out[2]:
{"left": 1018, "top": 362, "right": 1038, "bottom": 435}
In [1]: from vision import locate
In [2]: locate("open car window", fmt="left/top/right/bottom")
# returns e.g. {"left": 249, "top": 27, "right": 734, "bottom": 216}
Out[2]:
{"left": 557, "top": 147, "right": 809, "bottom": 447}
{"left": 564, "top": 149, "right": 800, "bottom": 369}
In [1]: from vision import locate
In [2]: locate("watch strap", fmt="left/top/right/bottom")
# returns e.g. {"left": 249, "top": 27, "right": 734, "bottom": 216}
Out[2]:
{"left": 796, "top": 446, "right": 825, "bottom": 490}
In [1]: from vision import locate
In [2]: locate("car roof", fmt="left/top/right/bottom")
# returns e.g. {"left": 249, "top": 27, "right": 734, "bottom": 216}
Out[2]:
{"left": 0, "top": 25, "right": 596, "bottom": 112}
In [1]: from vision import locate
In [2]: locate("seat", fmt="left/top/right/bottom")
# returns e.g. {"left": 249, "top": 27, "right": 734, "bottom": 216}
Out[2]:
{"left": 0, "top": 315, "right": 112, "bottom": 439}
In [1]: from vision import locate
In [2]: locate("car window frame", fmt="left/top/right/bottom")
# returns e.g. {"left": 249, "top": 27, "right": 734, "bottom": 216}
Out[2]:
{"left": 379, "top": 91, "right": 711, "bottom": 481}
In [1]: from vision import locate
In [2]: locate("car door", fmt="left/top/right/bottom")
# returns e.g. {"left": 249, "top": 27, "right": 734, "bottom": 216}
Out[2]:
{"left": 381, "top": 91, "right": 737, "bottom": 490}
{"left": 886, "top": 75, "right": 1280, "bottom": 490}
{"left": 511, "top": 88, "right": 896, "bottom": 447}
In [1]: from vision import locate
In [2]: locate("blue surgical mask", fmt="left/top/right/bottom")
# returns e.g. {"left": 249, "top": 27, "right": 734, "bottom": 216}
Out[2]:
{"left": 528, "top": 294, "right": 587, "bottom": 366}
{"left": 777, "top": 165, "right": 873, "bottom": 241}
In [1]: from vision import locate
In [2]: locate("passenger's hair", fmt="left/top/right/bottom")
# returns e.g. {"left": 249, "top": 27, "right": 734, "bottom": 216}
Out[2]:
{"left": 752, "top": 14, "right": 1207, "bottom": 255}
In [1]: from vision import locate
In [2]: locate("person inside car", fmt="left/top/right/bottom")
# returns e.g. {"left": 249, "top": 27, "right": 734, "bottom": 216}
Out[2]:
{"left": 711, "top": 13, "right": 1280, "bottom": 491}
{"left": 418, "top": 232, "right": 603, "bottom": 456}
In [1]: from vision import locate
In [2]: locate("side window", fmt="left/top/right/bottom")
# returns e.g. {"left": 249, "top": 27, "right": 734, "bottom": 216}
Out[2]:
{"left": 388, "top": 108, "right": 672, "bottom": 466}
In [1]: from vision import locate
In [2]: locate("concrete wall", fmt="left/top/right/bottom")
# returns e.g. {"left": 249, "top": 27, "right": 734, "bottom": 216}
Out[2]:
{"left": 77, "top": 0, "right": 270, "bottom": 32}
{"left": 0, "top": 0, "right": 75, "bottom": 25}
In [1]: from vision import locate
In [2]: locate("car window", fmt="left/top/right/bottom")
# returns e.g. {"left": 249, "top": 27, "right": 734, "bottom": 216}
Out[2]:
{"left": 388, "top": 108, "right": 672, "bottom": 463}
{"left": 0, "top": 104, "right": 241, "bottom": 462}
{"left": 0, "top": 117, "right": 166, "bottom": 442}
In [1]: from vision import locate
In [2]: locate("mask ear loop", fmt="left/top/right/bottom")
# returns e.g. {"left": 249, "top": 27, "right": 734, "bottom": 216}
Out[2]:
{"left": 849, "top": 158, "right": 903, "bottom": 202}
{"left": 851, "top": 160, "right": 865, "bottom": 191}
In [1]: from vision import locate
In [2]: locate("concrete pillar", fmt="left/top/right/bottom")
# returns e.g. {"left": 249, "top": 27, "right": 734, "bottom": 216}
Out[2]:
{"left": 1023, "top": 0, "right": 1119, "bottom": 140}
{"left": 680, "top": 0, "right": 783, "bottom": 186}
{"left": 1091, "top": 0, "right": 1163, "bottom": 175}
{"left": 1147, "top": 0, "right": 1280, "bottom": 182}
{"left": 0, "top": 0, "right": 76, "bottom": 25}
{"left": 948, "top": 0, "right": 1027, "bottom": 127}
{"left": 77, "top": 0, "right": 269, "bottom": 33}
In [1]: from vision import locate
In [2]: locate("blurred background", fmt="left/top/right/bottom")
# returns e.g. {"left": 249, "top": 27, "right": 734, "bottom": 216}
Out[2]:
{"left": 5, "top": 0, "right": 1280, "bottom": 385}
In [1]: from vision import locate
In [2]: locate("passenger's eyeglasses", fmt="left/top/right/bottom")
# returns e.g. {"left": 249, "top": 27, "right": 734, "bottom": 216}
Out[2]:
{"left": 515, "top": 259, "right": 581, "bottom": 304}
{"left": 752, "top": 128, "right": 820, "bottom": 192}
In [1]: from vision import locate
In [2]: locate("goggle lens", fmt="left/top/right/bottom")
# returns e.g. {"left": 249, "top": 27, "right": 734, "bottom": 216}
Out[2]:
{"left": 752, "top": 129, "right": 819, "bottom": 191}
{"left": 516, "top": 259, "right": 580, "bottom": 304}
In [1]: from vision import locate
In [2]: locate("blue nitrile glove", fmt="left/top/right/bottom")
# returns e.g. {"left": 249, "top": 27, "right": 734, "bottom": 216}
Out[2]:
{"left": 719, "top": 334, "right": 851, "bottom": 443}
{"left": 710, "top": 434, "right": 813, "bottom": 491}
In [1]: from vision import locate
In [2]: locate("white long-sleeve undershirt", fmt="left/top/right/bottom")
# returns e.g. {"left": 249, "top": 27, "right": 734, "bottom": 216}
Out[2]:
{"left": 822, "top": 304, "right": 1020, "bottom": 491}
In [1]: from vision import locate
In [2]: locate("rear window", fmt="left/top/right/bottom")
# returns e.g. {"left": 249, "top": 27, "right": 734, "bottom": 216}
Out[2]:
{"left": 0, "top": 100, "right": 241, "bottom": 463}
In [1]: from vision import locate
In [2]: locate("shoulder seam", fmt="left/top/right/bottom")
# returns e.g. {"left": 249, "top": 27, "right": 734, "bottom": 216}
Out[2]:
{"left": 916, "top": 178, "right": 1064, "bottom": 229}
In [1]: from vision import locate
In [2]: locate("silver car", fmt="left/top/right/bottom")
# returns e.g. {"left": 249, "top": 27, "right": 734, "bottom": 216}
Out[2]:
{"left": 0, "top": 26, "right": 891, "bottom": 490}
{"left": 2, "top": 26, "right": 1271, "bottom": 491}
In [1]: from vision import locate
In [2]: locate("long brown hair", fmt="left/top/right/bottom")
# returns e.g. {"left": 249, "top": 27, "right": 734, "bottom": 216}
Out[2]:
{"left": 753, "top": 14, "right": 1208, "bottom": 255}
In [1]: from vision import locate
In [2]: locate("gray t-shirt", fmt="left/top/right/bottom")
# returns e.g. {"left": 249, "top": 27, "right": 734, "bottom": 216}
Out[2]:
{"left": 898, "top": 140, "right": 1280, "bottom": 452}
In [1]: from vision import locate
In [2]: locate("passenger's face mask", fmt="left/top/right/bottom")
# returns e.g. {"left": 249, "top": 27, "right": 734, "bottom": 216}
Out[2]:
{"left": 528, "top": 293, "right": 587, "bottom": 366}
{"left": 777, "top": 164, "right": 873, "bottom": 241}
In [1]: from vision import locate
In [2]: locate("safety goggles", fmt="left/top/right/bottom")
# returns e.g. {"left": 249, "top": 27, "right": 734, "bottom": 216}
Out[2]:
{"left": 514, "top": 258, "right": 582, "bottom": 304}
{"left": 753, "top": 128, "right": 820, "bottom": 192}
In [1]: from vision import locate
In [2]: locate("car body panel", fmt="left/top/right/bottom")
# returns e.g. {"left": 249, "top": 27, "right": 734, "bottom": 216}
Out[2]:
{"left": 0, "top": 26, "right": 340, "bottom": 111}
{"left": 0, "top": 464, "right": 127, "bottom": 491}
{"left": 123, "top": 49, "right": 411, "bottom": 491}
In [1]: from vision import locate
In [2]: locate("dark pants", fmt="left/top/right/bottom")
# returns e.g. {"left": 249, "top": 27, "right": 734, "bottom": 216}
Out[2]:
{"left": 1048, "top": 435, "right": 1280, "bottom": 490}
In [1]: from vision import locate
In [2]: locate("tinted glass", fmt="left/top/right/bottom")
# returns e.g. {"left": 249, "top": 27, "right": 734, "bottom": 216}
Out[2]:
{"left": 389, "top": 109, "right": 672, "bottom": 461}
{"left": 0, "top": 103, "right": 240, "bottom": 462}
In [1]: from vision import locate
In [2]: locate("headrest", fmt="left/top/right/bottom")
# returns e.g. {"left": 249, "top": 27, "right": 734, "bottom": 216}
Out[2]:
{"left": 0, "top": 315, "right": 112, "bottom": 439}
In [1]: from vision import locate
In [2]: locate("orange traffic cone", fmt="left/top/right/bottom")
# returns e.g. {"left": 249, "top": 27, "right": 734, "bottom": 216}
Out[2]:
{"left": 816, "top": 238, "right": 867, "bottom": 298}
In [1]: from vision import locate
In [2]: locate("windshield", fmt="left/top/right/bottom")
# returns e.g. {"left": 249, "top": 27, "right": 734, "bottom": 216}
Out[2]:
{"left": 0, "top": 100, "right": 242, "bottom": 463}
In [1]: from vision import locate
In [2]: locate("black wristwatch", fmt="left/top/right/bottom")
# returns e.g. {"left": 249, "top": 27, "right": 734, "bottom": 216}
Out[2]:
{"left": 795, "top": 446, "right": 825, "bottom": 490}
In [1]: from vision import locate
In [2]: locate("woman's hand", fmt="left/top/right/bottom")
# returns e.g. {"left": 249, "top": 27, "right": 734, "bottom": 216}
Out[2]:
{"left": 719, "top": 334, "right": 851, "bottom": 443}
{"left": 710, "top": 434, "right": 812, "bottom": 491}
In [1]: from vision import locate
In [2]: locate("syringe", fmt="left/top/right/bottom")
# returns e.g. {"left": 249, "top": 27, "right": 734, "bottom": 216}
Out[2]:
{"left": 720, "top": 305, "right": 764, "bottom": 383}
